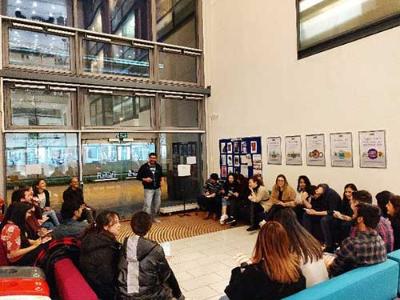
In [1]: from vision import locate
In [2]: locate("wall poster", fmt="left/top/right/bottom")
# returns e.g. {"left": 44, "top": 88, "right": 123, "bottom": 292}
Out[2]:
{"left": 359, "top": 130, "right": 387, "bottom": 168}
{"left": 306, "top": 134, "right": 326, "bottom": 166}
{"left": 330, "top": 132, "right": 353, "bottom": 167}
{"left": 285, "top": 135, "right": 302, "bottom": 165}
{"left": 267, "top": 137, "right": 282, "bottom": 165}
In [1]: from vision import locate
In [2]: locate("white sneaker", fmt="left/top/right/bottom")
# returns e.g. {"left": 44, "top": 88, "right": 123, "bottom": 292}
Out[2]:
{"left": 220, "top": 214, "right": 228, "bottom": 224}
{"left": 259, "top": 220, "right": 267, "bottom": 227}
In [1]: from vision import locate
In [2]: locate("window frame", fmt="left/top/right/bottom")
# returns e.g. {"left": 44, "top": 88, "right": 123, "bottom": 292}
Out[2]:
{"left": 4, "top": 82, "right": 77, "bottom": 130}
{"left": 296, "top": 0, "right": 400, "bottom": 59}
{"left": 80, "top": 88, "right": 156, "bottom": 130}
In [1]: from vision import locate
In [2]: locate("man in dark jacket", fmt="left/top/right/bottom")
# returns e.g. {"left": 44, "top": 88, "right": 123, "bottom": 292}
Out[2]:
{"left": 117, "top": 211, "right": 184, "bottom": 300}
{"left": 136, "top": 153, "right": 163, "bottom": 222}
{"left": 63, "top": 177, "right": 94, "bottom": 223}
{"left": 303, "top": 184, "right": 341, "bottom": 252}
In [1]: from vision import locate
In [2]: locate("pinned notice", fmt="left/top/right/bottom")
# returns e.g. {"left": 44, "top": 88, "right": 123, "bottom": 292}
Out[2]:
{"left": 178, "top": 164, "right": 191, "bottom": 177}
{"left": 186, "top": 156, "right": 197, "bottom": 165}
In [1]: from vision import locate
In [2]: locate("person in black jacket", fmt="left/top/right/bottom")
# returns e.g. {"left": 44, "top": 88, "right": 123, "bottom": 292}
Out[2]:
{"left": 117, "top": 211, "right": 184, "bottom": 300}
{"left": 225, "top": 221, "right": 305, "bottom": 300}
{"left": 63, "top": 177, "right": 94, "bottom": 223}
{"left": 80, "top": 210, "right": 122, "bottom": 300}
{"left": 303, "top": 184, "right": 341, "bottom": 252}
{"left": 220, "top": 173, "right": 239, "bottom": 226}
{"left": 33, "top": 179, "right": 60, "bottom": 227}
{"left": 136, "top": 153, "right": 163, "bottom": 222}
{"left": 386, "top": 195, "right": 400, "bottom": 251}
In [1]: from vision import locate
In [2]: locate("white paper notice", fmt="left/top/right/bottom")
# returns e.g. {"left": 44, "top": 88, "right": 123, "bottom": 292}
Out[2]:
{"left": 186, "top": 156, "right": 197, "bottom": 165}
{"left": 178, "top": 164, "right": 191, "bottom": 177}
{"left": 26, "top": 164, "right": 42, "bottom": 175}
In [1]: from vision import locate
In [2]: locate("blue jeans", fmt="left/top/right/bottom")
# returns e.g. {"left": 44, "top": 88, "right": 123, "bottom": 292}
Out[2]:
{"left": 143, "top": 188, "right": 161, "bottom": 218}
{"left": 43, "top": 209, "right": 60, "bottom": 226}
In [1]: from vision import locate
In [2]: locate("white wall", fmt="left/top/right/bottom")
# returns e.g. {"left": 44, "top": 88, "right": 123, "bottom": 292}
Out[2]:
{"left": 203, "top": 0, "right": 400, "bottom": 198}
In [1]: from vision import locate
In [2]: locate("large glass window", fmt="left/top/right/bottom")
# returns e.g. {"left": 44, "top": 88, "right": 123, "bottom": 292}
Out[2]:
{"left": 156, "top": 0, "right": 197, "bottom": 48}
{"left": 160, "top": 97, "right": 199, "bottom": 127}
{"left": 298, "top": 0, "right": 400, "bottom": 55}
{"left": 5, "top": 133, "right": 79, "bottom": 207}
{"left": 78, "top": 0, "right": 151, "bottom": 40}
{"left": 82, "top": 39, "right": 150, "bottom": 77}
{"left": 4, "top": 0, "right": 72, "bottom": 26}
{"left": 8, "top": 28, "right": 71, "bottom": 70}
{"left": 9, "top": 86, "right": 74, "bottom": 128}
{"left": 84, "top": 93, "right": 152, "bottom": 127}
{"left": 159, "top": 50, "right": 197, "bottom": 82}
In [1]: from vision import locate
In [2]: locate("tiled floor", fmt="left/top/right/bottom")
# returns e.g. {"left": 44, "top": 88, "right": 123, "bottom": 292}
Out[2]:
{"left": 164, "top": 226, "right": 258, "bottom": 300}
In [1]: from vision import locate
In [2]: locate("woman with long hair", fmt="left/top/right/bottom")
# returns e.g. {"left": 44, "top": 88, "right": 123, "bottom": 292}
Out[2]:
{"left": 220, "top": 173, "right": 239, "bottom": 226}
{"left": 266, "top": 206, "right": 328, "bottom": 287}
{"left": 247, "top": 175, "right": 269, "bottom": 231}
{"left": 0, "top": 202, "right": 50, "bottom": 265}
{"left": 225, "top": 221, "right": 305, "bottom": 299}
{"left": 80, "top": 210, "right": 122, "bottom": 300}
{"left": 33, "top": 179, "right": 60, "bottom": 227}
{"left": 386, "top": 195, "right": 400, "bottom": 250}
{"left": 270, "top": 174, "right": 296, "bottom": 207}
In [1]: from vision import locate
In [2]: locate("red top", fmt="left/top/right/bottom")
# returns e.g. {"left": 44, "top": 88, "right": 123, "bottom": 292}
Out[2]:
{"left": 1, "top": 223, "right": 23, "bottom": 262}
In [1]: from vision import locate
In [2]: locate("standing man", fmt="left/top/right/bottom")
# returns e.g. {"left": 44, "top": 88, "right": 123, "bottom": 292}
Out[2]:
{"left": 137, "top": 153, "right": 163, "bottom": 222}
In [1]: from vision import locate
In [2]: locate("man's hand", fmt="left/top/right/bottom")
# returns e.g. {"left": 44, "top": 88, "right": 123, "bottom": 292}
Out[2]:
{"left": 143, "top": 177, "right": 153, "bottom": 183}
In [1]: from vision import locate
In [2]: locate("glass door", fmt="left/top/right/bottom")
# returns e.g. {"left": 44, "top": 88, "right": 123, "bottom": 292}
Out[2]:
{"left": 81, "top": 132, "right": 157, "bottom": 216}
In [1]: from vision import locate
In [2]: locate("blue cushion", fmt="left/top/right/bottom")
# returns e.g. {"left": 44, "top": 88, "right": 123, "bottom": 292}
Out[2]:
{"left": 284, "top": 260, "right": 399, "bottom": 300}
{"left": 388, "top": 249, "right": 400, "bottom": 294}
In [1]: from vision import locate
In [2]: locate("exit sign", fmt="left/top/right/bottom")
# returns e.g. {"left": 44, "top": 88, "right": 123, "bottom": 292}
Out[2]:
{"left": 116, "top": 132, "right": 128, "bottom": 139}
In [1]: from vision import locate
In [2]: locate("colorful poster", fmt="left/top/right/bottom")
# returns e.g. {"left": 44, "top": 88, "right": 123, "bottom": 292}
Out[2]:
{"left": 227, "top": 142, "right": 233, "bottom": 153}
{"left": 221, "top": 155, "right": 227, "bottom": 166}
{"left": 220, "top": 143, "right": 226, "bottom": 154}
{"left": 221, "top": 166, "right": 227, "bottom": 178}
{"left": 330, "top": 132, "right": 353, "bottom": 167}
{"left": 234, "top": 156, "right": 240, "bottom": 167}
{"left": 233, "top": 141, "right": 240, "bottom": 154}
{"left": 306, "top": 134, "right": 326, "bottom": 166}
{"left": 227, "top": 155, "right": 233, "bottom": 166}
{"left": 267, "top": 137, "right": 282, "bottom": 165}
{"left": 241, "top": 141, "right": 248, "bottom": 154}
{"left": 250, "top": 140, "right": 258, "bottom": 154}
{"left": 285, "top": 136, "right": 302, "bottom": 165}
{"left": 359, "top": 130, "right": 386, "bottom": 168}
{"left": 253, "top": 154, "right": 263, "bottom": 174}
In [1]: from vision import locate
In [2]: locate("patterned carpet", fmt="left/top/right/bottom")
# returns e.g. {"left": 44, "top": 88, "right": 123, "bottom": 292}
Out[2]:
{"left": 118, "top": 212, "right": 232, "bottom": 243}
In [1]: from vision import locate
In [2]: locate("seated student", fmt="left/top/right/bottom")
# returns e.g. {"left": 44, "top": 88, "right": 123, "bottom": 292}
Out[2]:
{"left": 386, "top": 195, "right": 400, "bottom": 251}
{"left": 247, "top": 175, "right": 269, "bottom": 231}
{"left": 117, "top": 211, "right": 184, "bottom": 300}
{"left": 294, "top": 175, "right": 313, "bottom": 222}
{"left": 326, "top": 203, "right": 387, "bottom": 277}
{"left": 331, "top": 184, "right": 357, "bottom": 245}
{"left": 266, "top": 206, "right": 328, "bottom": 287}
{"left": 303, "top": 184, "right": 341, "bottom": 252}
{"left": 1, "top": 202, "right": 51, "bottom": 266}
{"left": 377, "top": 190, "right": 393, "bottom": 219}
{"left": 52, "top": 199, "right": 89, "bottom": 240}
{"left": 63, "top": 177, "right": 94, "bottom": 223}
{"left": 80, "top": 211, "right": 122, "bottom": 300}
{"left": 225, "top": 221, "right": 305, "bottom": 300}
{"left": 236, "top": 174, "right": 250, "bottom": 222}
{"left": 349, "top": 190, "right": 394, "bottom": 253}
{"left": 33, "top": 179, "right": 60, "bottom": 227}
{"left": 270, "top": 174, "right": 296, "bottom": 207}
{"left": 197, "top": 173, "right": 223, "bottom": 220}
{"left": 220, "top": 173, "right": 239, "bottom": 225}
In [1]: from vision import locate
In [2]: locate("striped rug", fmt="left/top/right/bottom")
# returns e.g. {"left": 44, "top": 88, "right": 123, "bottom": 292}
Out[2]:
{"left": 118, "top": 212, "right": 232, "bottom": 243}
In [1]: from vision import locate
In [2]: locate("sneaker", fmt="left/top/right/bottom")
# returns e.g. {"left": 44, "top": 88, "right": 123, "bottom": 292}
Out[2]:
{"left": 226, "top": 217, "right": 236, "bottom": 224}
{"left": 153, "top": 218, "right": 161, "bottom": 223}
{"left": 259, "top": 220, "right": 266, "bottom": 227}
{"left": 246, "top": 225, "right": 260, "bottom": 232}
{"left": 220, "top": 214, "right": 228, "bottom": 224}
{"left": 230, "top": 221, "right": 237, "bottom": 227}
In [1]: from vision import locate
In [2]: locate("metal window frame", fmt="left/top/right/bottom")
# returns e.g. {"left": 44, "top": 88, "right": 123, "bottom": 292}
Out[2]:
{"left": 296, "top": 0, "right": 400, "bottom": 59}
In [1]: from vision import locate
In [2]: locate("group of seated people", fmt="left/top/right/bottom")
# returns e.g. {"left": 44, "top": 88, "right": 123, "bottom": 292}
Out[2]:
{"left": 0, "top": 177, "right": 184, "bottom": 299}
{"left": 199, "top": 172, "right": 400, "bottom": 299}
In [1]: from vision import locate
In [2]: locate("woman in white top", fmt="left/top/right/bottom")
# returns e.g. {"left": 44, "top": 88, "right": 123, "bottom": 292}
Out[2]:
{"left": 247, "top": 175, "right": 269, "bottom": 232}
{"left": 266, "top": 206, "right": 328, "bottom": 287}
{"left": 33, "top": 179, "right": 60, "bottom": 227}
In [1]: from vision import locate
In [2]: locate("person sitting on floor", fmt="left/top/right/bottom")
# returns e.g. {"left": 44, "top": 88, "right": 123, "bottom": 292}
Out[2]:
{"left": 269, "top": 174, "right": 296, "bottom": 208}
{"left": 349, "top": 190, "right": 394, "bottom": 253}
{"left": 117, "top": 211, "right": 184, "bottom": 300}
{"left": 377, "top": 190, "right": 393, "bottom": 219}
{"left": 0, "top": 202, "right": 51, "bottom": 266}
{"left": 266, "top": 206, "right": 328, "bottom": 287}
{"left": 80, "top": 210, "right": 122, "bottom": 300}
{"left": 326, "top": 203, "right": 387, "bottom": 277}
{"left": 386, "top": 195, "right": 400, "bottom": 251}
{"left": 52, "top": 199, "right": 89, "bottom": 240}
{"left": 63, "top": 177, "right": 94, "bottom": 223}
{"left": 220, "top": 173, "right": 239, "bottom": 226}
{"left": 197, "top": 173, "right": 223, "bottom": 220}
{"left": 247, "top": 175, "right": 270, "bottom": 231}
{"left": 33, "top": 179, "right": 60, "bottom": 228}
{"left": 225, "top": 221, "right": 306, "bottom": 300}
